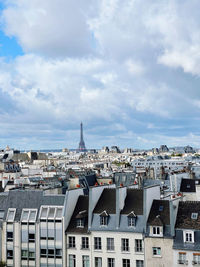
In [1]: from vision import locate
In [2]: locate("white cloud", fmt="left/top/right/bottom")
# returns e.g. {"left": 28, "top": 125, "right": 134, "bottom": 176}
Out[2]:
{"left": 1, "top": 0, "right": 200, "bottom": 148}
{"left": 2, "top": 0, "right": 97, "bottom": 57}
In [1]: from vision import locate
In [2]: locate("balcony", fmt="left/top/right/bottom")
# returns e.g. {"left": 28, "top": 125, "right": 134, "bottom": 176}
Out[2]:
{"left": 121, "top": 247, "right": 130, "bottom": 252}
{"left": 178, "top": 260, "right": 188, "bottom": 265}
{"left": 192, "top": 261, "right": 200, "bottom": 265}
{"left": 107, "top": 246, "right": 115, "bottom": 251}
{"left": 81, "top": 245, "right": 89, "bottom": 250}
{"left": 135, "top": 247, "right": 144, "bottom": 253}
{"left": 67, "top": 244, "right": 76, "bottom": 249}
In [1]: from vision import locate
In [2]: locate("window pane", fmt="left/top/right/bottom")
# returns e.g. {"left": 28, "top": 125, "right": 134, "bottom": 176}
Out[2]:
{"left": 21, "top": 210, "right": 29, "bottom": 221}
{"left": 56, "top": 208, "right": 62, "bottom": 218}
{"left": 29, "top": 210, "right": 36, "bottom": 221}
{"left": 41, "top": 207, "right": 48, "bottom": 218}
{"left": 48, "top": 208, "right": 55, "bottom": 219}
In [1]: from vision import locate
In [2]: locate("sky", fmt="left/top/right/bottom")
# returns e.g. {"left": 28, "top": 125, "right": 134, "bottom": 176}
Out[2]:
{"left": 0, "top": 0, "right": 200, "bottom": 150}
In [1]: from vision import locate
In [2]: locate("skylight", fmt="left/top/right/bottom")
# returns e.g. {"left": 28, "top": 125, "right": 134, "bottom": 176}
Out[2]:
{"left": 159, "top": 206, "right": 163, "bottom": 212}
{"left": 191, "top": 213, "right": 198, "bottom": 220}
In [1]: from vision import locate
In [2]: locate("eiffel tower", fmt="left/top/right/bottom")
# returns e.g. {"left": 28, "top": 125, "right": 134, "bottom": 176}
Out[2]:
{"left": 78, "top": 122, "right": 87, "bottom": 152}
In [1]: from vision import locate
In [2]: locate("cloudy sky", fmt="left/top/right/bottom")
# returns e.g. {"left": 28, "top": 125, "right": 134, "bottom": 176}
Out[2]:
{"left": 0, "top": 0, "right": 200, "bottom": 150}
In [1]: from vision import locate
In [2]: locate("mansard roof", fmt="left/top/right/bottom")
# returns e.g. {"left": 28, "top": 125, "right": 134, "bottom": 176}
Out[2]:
{"left": 93, "top": 188, "right": 116, "bottom": 214}
{"left": 175, "top": 201, "right": 200, "bottom": 229}
{"left": 180, "top": 178, "right": 197, "bottom": 193}
{"left": 0, "top": 190, "right": 65, "bottom": 221}
{"left": 121, "top": 189, "right": 143, "bottom": 215}
{"left": 147, "top": 199, "right": 170, "bottom": 225}
{"left": 66, "top": 195, "right": 89, "bottom": 233}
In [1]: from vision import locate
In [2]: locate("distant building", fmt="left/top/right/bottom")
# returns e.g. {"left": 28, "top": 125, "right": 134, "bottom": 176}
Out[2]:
{"left": 159, "top": 145, "right": 169, "bottom": 153}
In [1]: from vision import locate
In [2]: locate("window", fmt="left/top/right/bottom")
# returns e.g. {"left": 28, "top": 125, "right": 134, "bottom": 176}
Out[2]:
{"left": 28, "top": 233, "right": 35, "bottom": 243}
{"left": 193, "top": 254, "right": 200, "bottom": 265}
{"left": 127, "top": 211, "right": 137, "bottom": 227}
{"left": 40, "top": 249, "right": 47, "bottom": 257}
{"left": 77, "top": 218, "right": 84, "bottom": 228}
{"left": 100, "top": 216, "right": 108, "bottom": 226}
{"left": 48, "top": 207, "right": 55, "bottom": 219}
{"left": 7, "top": 209, "right": 15, "bottom": 221}
{"left": 108, "top": 258, "right": 115, "bottom": 267}
{"left": 135, "top": 239, "right": 143, "bottom": 252}
{"left": 136, "top": 260, "right": 144, "bottom": 267}
{"left": 178, "top": 252, "right": 187, "bottom": 264}
{"left": 0, "top": 210, "right": 4, "bottom": 219}
{"left": 191, "top": 213, "right": 198, "bottom": 220}
{"left": 7, "top": 249, "right": 13, "bottom": 259}
{"left": 121, "top": 238, "right": 129, "bottom": 252}
{"left": 69, "top": 254, "right": 76, "bottom": 267}
{"left": 152, "top": 247, "right": 161, "bottom": 256}
{"left": 29, "top": 210, "right": 37, "bottom": 221}
{"left": 107, "top": 238, "right": 114, "bottom": 251}
{"left": 128, "top": 217, "right": 136, "bottom": 227}
{"left": 56, "top": 208, "right": 62, "bottom": 218}
{"left": 21, "top": 210, "right": 29, "bottom": 221}
{"left": 48, "top": 249, "right": 54, "bottom": 258}
{"left": 159, "top": 205, "right": 163, "bottom": 211}
{"left": 7, "top": 231, "right": 13, "bottom": 242}
{"left": 152, "top": 226, "right": 162, "bottom": 236}
{"left": 56, "top": 249, "right": 62, "bottom": 258}
{"left": 83, "top": 255, "right": 89, "bottom": 267}
{"left": 21, "top": 249, "right": 28, "bottom": 259}
{"left": 68, "top": 236, "right": 76, "bottom": 248}
{"left": 21, "top": 209, "right": 37, "bottom": 222}
{"left": 122, "top": 259, "right": 130, "bottom": 267}
{"left": 40, "top": 207, "right": 48, "bottom": 219}
{"left": 184, "top": 231, "right": 194, "bottom": 243}
{"left": 94, "top": 237, "right": 102, "bottom": 250}
{"left": 95, "top": 257, "right": 102, "bottom": 267}
{"left": 82, "top": 237, "right": 89, "bottom": 249}
{"left": 29, "top": 251, "right": 35, "bottom": 260}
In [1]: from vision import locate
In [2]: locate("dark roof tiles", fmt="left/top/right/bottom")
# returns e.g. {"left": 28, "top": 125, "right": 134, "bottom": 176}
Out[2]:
{"left": 175, "top": 201, "right": 200, "bottom": 229}
{"left": 147, "top": 199, "right": 170, "bottom": 225}
{"left": 93, "top": 188, "right": 116, "bottom": 214}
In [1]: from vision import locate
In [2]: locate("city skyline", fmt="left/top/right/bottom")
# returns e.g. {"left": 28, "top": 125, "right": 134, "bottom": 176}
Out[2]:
{"left": 0, "top": 1, "right": 200, "bottom": 149}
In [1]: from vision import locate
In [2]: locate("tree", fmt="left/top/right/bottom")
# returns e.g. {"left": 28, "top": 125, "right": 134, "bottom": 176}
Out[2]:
{"left": 0, "top": 261, "right": 6, "bottom": 267}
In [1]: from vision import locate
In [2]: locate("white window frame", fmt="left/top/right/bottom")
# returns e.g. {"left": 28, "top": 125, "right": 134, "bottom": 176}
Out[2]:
{"left": 39, "top": 206, "right": 63, "bottom": 220}
{"left": 152, "top": 247, "right": 161, "bottom": 257}
{"left": 183, "top": 230, "right": 194, "bottom": 243}
{"left": 21, "top": 209, "right": 37, "bottom": 222}
{"left": 100, "top": 216, "right": 108, "bottom": 226}
{"left": 152, "top": 226, "right": 163, "bottom": 237}
{"left": 6, "top": 208, "right": 16, "bottom": 222}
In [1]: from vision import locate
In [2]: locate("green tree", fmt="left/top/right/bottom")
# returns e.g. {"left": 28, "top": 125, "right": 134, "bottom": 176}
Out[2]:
{"left": 0, "top": 261, "right": 6, "bottom": 267}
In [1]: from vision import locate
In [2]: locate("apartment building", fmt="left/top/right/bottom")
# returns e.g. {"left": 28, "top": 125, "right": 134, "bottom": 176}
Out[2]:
{"left": 66, "top": 184, "right": 161, "bottom": 267}
{"left": 0, "top": 190, "right": 66, "bottom": 267}
{"left": 173, "top": 201, "right": 200, "bottom": 266}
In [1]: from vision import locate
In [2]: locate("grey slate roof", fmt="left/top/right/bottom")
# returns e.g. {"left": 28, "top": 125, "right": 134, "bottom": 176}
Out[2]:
{"left": 121, "top": 189, "right": 143, "bottom": 215}
{"left": 175, "top": 201, "right": 200, "bottom": 229}
{"left": 0, "top": 190, "right": 65, "bottom": 222}
{"left": 93, "top": 188, "right": 116, "bottom": 214}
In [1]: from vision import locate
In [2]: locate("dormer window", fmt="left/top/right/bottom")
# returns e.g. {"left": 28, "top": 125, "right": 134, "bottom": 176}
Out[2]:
{"left": 191, "top": 213, "right": 198, "bottom": 220}
{"left": 100, "top": 211, "right": 109, "bottom": 226}
{"left": 127, "top": 211, "right": 137, "bottom": 227}
{"left": 7, "top": 209, "right": 16, "bottom": 222}
{"left": 153, "top": 226, "right": 160, "bottom": 235}
{"left": 184, "top": 230, "right": 194, "bottom": 243}
{"left": 76, "top": 210, "right": 87, "bottom": 228}
{"left": 76, "top": 218, "right": 84, "bottom": 228}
